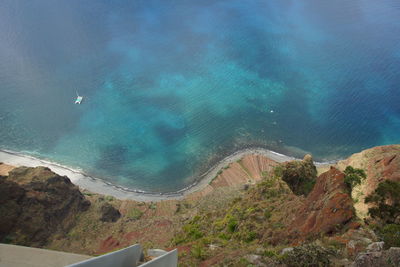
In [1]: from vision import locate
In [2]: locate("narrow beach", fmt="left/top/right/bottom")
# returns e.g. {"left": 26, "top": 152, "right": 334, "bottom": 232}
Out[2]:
{"left": 0, "top": 148, "right": 331, "bottom": 202}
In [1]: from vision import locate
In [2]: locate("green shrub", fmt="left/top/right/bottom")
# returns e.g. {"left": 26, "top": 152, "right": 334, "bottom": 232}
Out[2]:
{"left": 218, "top": 232, "right": 231, "bottom": 240}
{"left": 264, "top": 209, "right": 272, "bottom": 219}
{"left": 281, "top": 244, "right": 335, "bottom": 267}
{"left": 272, "top": 222, "right": 284, "bottom": 229}
{"left": 379, "top": 224, "right": 400, "bottom": 248}
{"left": 183, "top": 223, "right": 204, "bottom": 240}
{"left": 344, "top": 166, "right": 366, "bottom": 191}
{"left": 190, "top": 244, "right": 207, "bottom": 260}
{"left": 275, "top": 158, "right": 317, "bottom": 196}
{"left": 264, "top": 250, "right": 279, "bottom": 258}
{"left": 126, "top": 208, "right": 143, "bottom": 220}
{"left": 365, "top": 180, "right": 400, "bottom": 224}
{"left": 265, "top": 189, "right": 279, "bottom": 198}
{"left": 227, "top": 218, "right": 238, "bottom": 233}
{"left": 2, "top": 235, "right": 14, "bottom": 244}
{"left": 244, "top": 231, "right": 257, "bottom": 243}
{"left": 104, "top": 195, "right": 115, "bottom": 201}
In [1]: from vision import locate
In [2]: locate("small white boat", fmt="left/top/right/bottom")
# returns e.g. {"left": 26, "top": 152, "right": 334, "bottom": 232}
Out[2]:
{"left": 75, "top": 91, "right": 83, "bottom": 104}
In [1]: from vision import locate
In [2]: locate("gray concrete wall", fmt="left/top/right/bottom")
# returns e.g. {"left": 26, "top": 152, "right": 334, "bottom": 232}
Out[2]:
{"left": 0, "top": 244, "right": 92, "bottom": 267}
{"left": 140, "top": 249, "right": 178, "bottom": 267}
{"left": 65, "top": 244, "right": 142, "bottom": 267}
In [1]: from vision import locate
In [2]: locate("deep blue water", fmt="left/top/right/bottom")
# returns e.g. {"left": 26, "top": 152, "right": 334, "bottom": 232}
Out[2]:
{"left": 1, "top": 0, "right": 400, "bottom": 192}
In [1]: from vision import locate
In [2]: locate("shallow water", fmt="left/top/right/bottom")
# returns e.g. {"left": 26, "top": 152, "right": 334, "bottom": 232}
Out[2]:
{"left": 0, "top": 0, "right": 399, "bottom": 192}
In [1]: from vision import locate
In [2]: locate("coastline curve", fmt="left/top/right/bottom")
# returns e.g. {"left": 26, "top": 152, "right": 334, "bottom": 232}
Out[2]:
{"left": 0, "top": 148, "right": 335, "bottom": 202}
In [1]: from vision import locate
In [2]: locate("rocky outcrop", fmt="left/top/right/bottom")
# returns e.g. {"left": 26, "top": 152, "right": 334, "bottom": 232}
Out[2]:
{"left": 276, "top": 154, "right": 317, "bottom": 196}
{"left": 100, "top": 203, "right": 121, "bottom": 222}
{"left": 0, "top": 167, "right": 90, "bottom": 246}
{"left": 337, "top": 145, "right": 400, "bottom": 219}
{"left": 354, "top": 246, "right": 400, "bottom": 267}
{"left": 287, "top": 167, "right": 355, "bottom": 241}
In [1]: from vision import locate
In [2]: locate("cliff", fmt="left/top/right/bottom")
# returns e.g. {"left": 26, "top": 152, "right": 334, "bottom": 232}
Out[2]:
{"left": 0, "top": 166, "right": 90, "bottom": 246}
{"left": 0, "top": 145, "right": 399, "bottom": 266}
{"left": 337, "top": 145, "right": 400, "bottom": 219}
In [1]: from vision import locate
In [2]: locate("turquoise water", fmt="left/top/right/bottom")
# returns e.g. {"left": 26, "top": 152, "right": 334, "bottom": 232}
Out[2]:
{"left": 1, "top": 1, "right": 400, "bottom": 192}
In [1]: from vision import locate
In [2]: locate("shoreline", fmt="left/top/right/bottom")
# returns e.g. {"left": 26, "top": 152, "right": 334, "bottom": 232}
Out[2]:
{"left": 0, "top": 148, "right": 334, "bottom": 202}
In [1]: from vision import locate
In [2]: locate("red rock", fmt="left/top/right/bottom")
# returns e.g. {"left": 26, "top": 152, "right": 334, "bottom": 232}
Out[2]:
{"left": 347, "top": 221, "right": 362, "bottom": 230}
{"left": 97, "top": 236, "right": 121, "bottom": 254}
{"left": 288, "top": 167, "right": 354, "bottom": 241}
{"left": 337, "top": 145, "right": 400, "bottom": 219}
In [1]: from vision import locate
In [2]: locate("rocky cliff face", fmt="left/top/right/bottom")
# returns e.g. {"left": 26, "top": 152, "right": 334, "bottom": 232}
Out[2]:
{"left": 337, "top": 145, "right": 400, "bottom": 219}
{"left": 0, "top": 166, "right": 90, "bottom": 246}
{"left": 287, "top": 167, "right": 355, "bottom": 242}
{"left": 1, "top": 145, "right": 399, "bottom": 266}
{"left": 276, "top": 154, "right": 317, "bottom": 196}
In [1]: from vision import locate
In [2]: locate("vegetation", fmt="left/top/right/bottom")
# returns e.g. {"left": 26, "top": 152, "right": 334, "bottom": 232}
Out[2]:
{"left": 379, "top": 224, "right": 400, "bottom": 248}
{"left": 365, "top": 180, "right": 400, "bottom": 248}
{"left": 280, "top": 244, "right": 335, "bottom": 267}
{"left": 103, "top": 195, "right": 115, "bottom": 202}
{"left": 171, "top": 172, "right": 299, "bottom": 265}
{"left": 190, "top": 244, "right": 208, "bottom": 260}
{"left": 274, "top": 156, "right": 317, "bottom": 196}
{"left": 126, "top": 208, "right": 143, "bottom": 220}
{"left": 365, "top": 180, "right": 400, "bottom": 224}
{"left": 343, "top": 166, "right": 366, "bottom": 192}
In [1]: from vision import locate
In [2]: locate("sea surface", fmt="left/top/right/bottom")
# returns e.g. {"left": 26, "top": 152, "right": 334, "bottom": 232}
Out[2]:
{"left": 1, "top": 0, "right": 400, "bottom": 192}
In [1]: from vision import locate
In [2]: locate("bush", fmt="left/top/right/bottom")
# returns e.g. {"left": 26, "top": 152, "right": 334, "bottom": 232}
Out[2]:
{"left": 264, "top": 209, "right": 272, "bottom": 219}
{"left": 379, "top": 224, "right": 400, "bottom": 248}
{"left": 227, "top": 218, "right": 238, "bottom": 233}
{"left": 104, "top": 195, "right": 115, "bottom": 201}
{"left": 190, "top": 244, "right": 207, "bottom": 260}
{"left": 275, "top": 157, "right": 317, "bottom": 196}
{"left": 184, "top": 224, "right": 204, "bottom": 240}
{"left": 281, "top": 244, "right": 335, "bottom": 267}
{"left": 218, "top": 232, "right": 231, "bottom": 240}
{"left": 344, "top": 166, "right": 366, "bottom": 191}
{"left": 244, "top": 231, "right": 257, "bottom": 243}
{"left": 365, "top": 180, "right": 400, "bottom": 224}
{"left": 126, "top": 208, "right": 143, "bottom": 220}
{"left": 264, "top": 250, "right": 279, "bottom": 258}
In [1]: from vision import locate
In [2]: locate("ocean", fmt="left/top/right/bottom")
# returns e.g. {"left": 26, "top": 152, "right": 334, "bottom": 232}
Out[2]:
{"left": 0, "top": 0, "right": 399, "bottom": 192}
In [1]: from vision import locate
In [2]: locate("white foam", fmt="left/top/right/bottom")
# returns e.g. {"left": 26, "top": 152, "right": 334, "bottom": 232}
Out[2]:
{"left": 0, "top": 148, "right": 334, "bottom": 202}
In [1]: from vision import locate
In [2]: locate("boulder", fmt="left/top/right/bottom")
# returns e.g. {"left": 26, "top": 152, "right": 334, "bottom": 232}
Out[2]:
{"left": 100, "top": 203, "right": 121, "bottom": 222}
{"left": 354, "top": 247, "right": 400, "bottom": 267}
{"left": 366, "top": 242, "right": 385, "bottom": 252}
{"left": 244, "top": 254, "right": 267, "bottom": 267}
{"left": 281, "top": 247, "right": 294, "bottom": 255}
{"left": 387, "top": 247, "right": 400, "bottom": 266}
{"left": 277, "top": 154, "right": 317, "bottom": 196}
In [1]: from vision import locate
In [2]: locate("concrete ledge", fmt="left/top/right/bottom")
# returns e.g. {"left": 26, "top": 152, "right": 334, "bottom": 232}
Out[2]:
{"left": 0, "top": 244, "right": 92, "bottom": 267}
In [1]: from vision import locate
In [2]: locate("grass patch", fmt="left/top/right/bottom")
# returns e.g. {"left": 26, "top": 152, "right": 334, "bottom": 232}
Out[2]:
{"left": 104, "top": 195, "right": 115, "bottom": 202}
{"left": 126, "top": 208, "right": 143, "bottom": 220}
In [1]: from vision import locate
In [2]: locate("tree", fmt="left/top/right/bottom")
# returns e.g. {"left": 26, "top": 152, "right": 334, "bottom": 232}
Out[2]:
{"left": 343, "top": 166, "right": 366, "bottom": 191}
{"left": 365, "top": 180, "right": 400, "bottom": 224}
